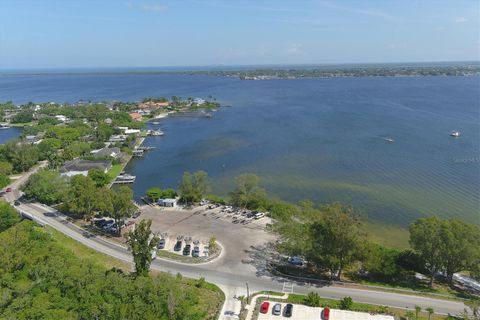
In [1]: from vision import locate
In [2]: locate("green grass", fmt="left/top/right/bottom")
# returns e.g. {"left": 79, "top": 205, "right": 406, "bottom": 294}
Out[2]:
{"left": 47, "top": 225, "right": 132, "bottom": 271}
{"left": 107, "top": 163, "right": 123, "bottom": 180}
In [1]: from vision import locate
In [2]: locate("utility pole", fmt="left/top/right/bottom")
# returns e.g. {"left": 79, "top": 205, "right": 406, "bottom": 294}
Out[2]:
{"left": 246, "top": 282, "right": 250, "bottom": 304}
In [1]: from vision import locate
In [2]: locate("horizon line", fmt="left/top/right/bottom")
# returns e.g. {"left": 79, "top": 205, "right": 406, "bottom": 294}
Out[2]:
{"left": 1, "top": 60, "right": 479, "bottom": 73}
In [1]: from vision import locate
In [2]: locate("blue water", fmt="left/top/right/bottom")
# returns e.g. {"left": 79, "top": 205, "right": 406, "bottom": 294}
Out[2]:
{"left": 1, "top": 74, "right": 479, "bottom": 226}
{"left": 0, "top": 127, "right": 22, "bottom": 144}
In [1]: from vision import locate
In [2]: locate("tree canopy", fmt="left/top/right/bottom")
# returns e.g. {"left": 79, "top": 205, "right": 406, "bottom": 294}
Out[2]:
{"left": 178, "top": 171, "right": 209, "bottom": 204}
{"left": 126, "top": 219, "right": 159, "bottom": 277}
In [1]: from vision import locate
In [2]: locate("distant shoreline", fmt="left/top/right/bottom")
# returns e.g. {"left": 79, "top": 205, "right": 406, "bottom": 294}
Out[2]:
{"left": 1, "top": 61, "right": 479, "bottom": 78}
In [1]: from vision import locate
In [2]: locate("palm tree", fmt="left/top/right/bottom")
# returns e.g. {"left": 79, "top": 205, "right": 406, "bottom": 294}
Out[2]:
{"left": 426, "top": 307, "right": 434, "bottom": 320}
{"left": 405, "top": 310, "right": 415, "bottom": 320}
{"left": 415, "top": 305, "right": 422, "bottom": 320}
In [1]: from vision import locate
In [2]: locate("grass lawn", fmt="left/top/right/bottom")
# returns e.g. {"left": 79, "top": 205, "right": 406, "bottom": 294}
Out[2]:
{"left": 107, "top": 163, "right": 123, "bottom": 180}
{"left": 46, "top": 225, "right": 132, "bottom": 271}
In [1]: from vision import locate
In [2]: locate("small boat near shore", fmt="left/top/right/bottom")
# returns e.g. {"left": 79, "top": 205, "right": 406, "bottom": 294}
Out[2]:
{"left": 450, "top": 130, "right": 460, "bottom": 137}
{"left": 0, "top": 124, "right": 10, "bottom": 129}
{"left": 114, "top": 174, "right": 136, "bottom": 184}
{"left": 384, "top": 137, "right": 395, "bottom": 143}
{"left": 152, "top": 121, "right": 160, "bottom": 125}
{"left": 146, "top": 129, "right": 164, "bottom": 136}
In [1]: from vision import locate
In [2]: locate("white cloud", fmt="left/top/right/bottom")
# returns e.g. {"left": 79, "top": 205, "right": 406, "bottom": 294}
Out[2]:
{"left": 142, "top": 4, "right": 167, "bottom": 12}
{"left": 454, "top": 17, "right": 467, "bottom": 23}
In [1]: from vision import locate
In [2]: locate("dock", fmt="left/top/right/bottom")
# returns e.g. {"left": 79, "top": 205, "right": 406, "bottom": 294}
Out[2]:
{"left": 113, "top": 174, "right": 136, "bottom": 184}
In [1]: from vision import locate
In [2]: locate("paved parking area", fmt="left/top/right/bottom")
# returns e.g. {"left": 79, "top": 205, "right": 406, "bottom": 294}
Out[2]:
{"left": 257, "top": 302, "right": 395, "bottom": 320}
{"left": 138, "top": 204, "right": 276, "bottom": 275}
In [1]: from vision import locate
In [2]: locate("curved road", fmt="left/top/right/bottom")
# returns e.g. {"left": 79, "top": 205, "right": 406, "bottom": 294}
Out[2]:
{"left": 11, "top": 200, "right": 467, "bottom": 317}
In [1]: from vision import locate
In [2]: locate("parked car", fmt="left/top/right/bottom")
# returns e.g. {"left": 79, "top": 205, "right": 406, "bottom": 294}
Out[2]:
{"left": 174, "top": 240, "right": 182, "bottom": 251}
{"left": 260, "top": 301, "right": 270, "bottom": 314}
{"left": 183, "top": 244, "right": 191, "bottom": 256}
{"left": 322, "top": 307, "right": 330, "bottom": 320}
{"left": 157, "top": 238, "right": 166, "bottom": 249}
{"left": 151, "top": 250, "right": 157, "bottom": 260}
{"left": 272, "top": 303, "right": 282, "bottom": 315}
{"left": 102, "top": 222, "right": 115, "bottom": 230}
{"left": 5, "top": 187, "right": 12, "bottom": 192}
{"left": 288, "top": 256, "right": 305, "bottom": 266}
{"left": 284, "top": 304, "right": 293, "bottom": 317}
{"left": 192, "top": 246, "right": 200, "bottom": 257}
{"left": 254, "top": 212, "right": 265, "bottom": 219}
{"left": 132, "top": 211, "right": 141, "bottom": 218}
{"left": 14, "top": 200, "right": 21, "bottom": 206}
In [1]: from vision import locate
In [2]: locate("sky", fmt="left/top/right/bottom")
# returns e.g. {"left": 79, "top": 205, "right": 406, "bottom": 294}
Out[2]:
{"left": 0, "top": 0, "right": 479, "bottom": 69}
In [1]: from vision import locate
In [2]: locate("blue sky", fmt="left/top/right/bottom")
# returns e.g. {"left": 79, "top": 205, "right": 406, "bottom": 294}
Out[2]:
{"left": 0, "top": 0, "right": 479, "bottom": 68}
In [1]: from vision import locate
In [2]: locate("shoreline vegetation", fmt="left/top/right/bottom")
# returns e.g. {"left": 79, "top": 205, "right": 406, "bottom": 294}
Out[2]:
{"left": 1, "top": 62, "right": 479, "bottom": 79}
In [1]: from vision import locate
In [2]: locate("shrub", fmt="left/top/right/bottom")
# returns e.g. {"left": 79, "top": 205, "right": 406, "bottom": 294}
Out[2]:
{"left": 304, "top": 292, "right": 321, "bottom": 307}
{"left": 340, "top": 296, "right": 353, "bottom": 310}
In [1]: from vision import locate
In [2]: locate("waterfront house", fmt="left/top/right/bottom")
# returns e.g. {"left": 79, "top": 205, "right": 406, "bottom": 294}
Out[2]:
{"left": 108, "top": 135, "right": 127, "bottom": 143}
{"left": 157, "top": 198, "right": 178, "bottom": 207}
{"left": 129, "top": 112, "right": 143, "bottom": 121}
{"left": 193, "top": 98, "right": 205, "bottom": 105}
{"left": 60, "top": 159, "right": 112, "bottom": 177}
{"left": 90, "top": 147, "right": 122, "bottom": 159}
{"left": 55, "top": 115, "right": 68, "bottom": 122}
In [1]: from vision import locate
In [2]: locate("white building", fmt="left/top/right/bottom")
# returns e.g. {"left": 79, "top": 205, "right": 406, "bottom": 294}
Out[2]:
{"left": 157, "top": 198, "right": 178, "bottom": 207}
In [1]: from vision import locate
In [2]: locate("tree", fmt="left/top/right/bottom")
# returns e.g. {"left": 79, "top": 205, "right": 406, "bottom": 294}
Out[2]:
{"left": 11, "top": 109, "right": 33, "bottom": 123}
{"left": 415, "top": 305, "right": 422, "bottom": 320}
{"left": 111, "top": 187, "right": 136, "bottom": 229}
{"left": 0, "top": 174, "right": 10, "bottom": 189}
{"left": 409, "top": 217, "right": 443, "bottom": 288}
{"left": 63, "top": 175, "right": 99, "bottom": 219}
{"left": 126, "top": 219, "right": 159, "bottom": 277}
{"left": 88, "top": 168, "right": 111, "bottom": 187}
{"left": 21, "top": 170, "right": 68, "bottom": 204}
{"left": 178, "top": 171, "right": 208, "bottom": 204}
{"left": 363, "top": 244, "right": 401, "bottom": 280}
{"left": 229, "top": 173, "right": 266, "bottom": 209}
{"left": 439, "top": 219, "right": 480, "bottom": 284}
{"left": 0, "top": 140, "right": 39, "bottom": 173}
{"left": 404, "top": 310, "right": 415, "bottom": 320}
{"left": 426, "top": 307, "right": 434, "bottom": 320}
{"left": 307, "top": 203, "right": 365, "bottom": 280}
{"left": 161, "top": 188, "right": 177, "bottom": 199}
{"left": 0, "top": 201, "right": 21, "bottom": 232}
{"left": 146, "top": 187, "right": 162, "bottom": 202}
{"left": 339, "top": 296, "right": 353, "bottom": 310}
{"left": 0, "top": 161, "right": 13, "bottom": 176}
{"left": 208, "top": 236, "right": 217, "bottom": 254}
{"left": 304, "top": 292, "right": 320, "bottom": 307}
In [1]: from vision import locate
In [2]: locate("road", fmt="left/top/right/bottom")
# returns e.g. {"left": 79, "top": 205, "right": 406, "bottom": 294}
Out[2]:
{"left": 13, "top": 201, "right": 467, "bottom": 317}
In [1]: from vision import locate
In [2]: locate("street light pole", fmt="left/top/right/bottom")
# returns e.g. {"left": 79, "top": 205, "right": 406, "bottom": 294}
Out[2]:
{"left": 246, "top": 282, "right": 250, "bottom": 304}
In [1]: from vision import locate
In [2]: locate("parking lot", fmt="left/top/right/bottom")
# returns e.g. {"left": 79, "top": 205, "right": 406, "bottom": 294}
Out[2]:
{"left": 257, "top": 302, "right": 395, "bottom": 320}
{"left": 137, "top": 203, "right": 276, "bottom": 275}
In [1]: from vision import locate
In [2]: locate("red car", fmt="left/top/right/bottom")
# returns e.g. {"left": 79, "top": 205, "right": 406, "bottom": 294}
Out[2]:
{"left": 5, "top": 187, "right": 12, "bottom": 192}
{"left": 260, "top": 301, "right": 270, "bottom": 314}
{"left": 322, "top": 307, "right": 330, "bottom": 320}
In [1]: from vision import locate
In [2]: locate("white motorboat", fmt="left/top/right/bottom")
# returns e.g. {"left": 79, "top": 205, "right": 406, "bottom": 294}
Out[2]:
{"left": 450, "top": 130, "right": 460, "bottom": 137}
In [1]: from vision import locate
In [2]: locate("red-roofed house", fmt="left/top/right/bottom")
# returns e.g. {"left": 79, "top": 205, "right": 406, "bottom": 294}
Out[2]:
{"left": 129, "top": 112, "right": 143, "bottom": 121}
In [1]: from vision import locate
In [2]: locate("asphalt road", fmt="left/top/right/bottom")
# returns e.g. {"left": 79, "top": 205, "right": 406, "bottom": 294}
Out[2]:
{"left": 15, "top": 201, "right": 467, "bottom": 317}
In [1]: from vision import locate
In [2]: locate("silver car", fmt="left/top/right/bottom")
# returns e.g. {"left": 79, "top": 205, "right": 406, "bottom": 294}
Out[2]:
{"left": 272, "top": 303, "right": 282, "bottom": 315}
